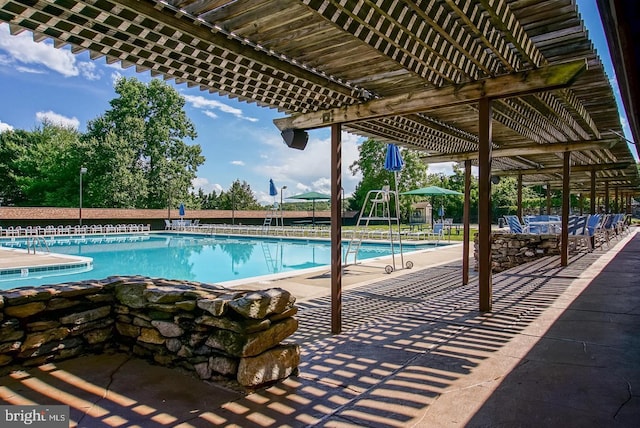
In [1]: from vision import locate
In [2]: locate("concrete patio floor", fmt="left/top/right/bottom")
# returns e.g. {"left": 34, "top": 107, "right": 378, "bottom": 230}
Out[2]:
{"left": 1, "top": 231, "right": 638, "bottom": 427}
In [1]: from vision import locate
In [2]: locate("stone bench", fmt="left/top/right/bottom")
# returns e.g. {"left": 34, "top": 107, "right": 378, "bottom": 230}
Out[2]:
{"left": 0, "top": 276, "right": 300, "bottom": 388}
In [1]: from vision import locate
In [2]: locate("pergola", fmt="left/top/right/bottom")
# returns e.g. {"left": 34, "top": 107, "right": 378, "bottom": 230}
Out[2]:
{"left": 2, "top": 0, "right": 638, "bottom": 332}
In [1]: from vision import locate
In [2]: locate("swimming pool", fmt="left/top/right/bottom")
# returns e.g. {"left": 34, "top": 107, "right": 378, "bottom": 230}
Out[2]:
{"left": 0, "top": 233, "right": 441, "bottom": 289}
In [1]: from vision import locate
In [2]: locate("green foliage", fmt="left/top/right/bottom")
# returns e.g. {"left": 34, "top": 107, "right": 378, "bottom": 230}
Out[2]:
{"left": 195, "top": 188, "right": 220, "bottom": 209}
{"left": 82, "top": 77, "right": 203, "bottom": 208}
{"left": 348, "top": 139, "right": 427, "bottom": 219}
{"left": 217, "top": 179, "right": 260, "bottom": 210}
{"left": 0, "top": 78, "right": 203, "bottom": 209}
{"left": 0, "top": 125, "right": 84, "bottom": 206}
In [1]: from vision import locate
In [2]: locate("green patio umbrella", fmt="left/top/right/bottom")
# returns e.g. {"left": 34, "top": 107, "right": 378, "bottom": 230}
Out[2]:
{"left": 287, "top": 191, "right": 331, "bottom": 225}
{"left": 401, "top": 186, "right": 463, "bottom": 230}
{"left": 400, "top": 185, "right": 463, "bottom": 196}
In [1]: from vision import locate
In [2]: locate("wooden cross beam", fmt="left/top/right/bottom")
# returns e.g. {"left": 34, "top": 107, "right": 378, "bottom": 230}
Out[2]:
{"left": 420, "top": 139, "right": 618, "bottom": 163}
{"left": 273, "top": 59, "right": 587, "bottom": 131}
{"left": 491, "top": 162, "right": 631, "bottom": 176}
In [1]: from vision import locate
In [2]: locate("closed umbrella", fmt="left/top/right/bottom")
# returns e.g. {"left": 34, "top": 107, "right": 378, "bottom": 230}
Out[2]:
{"left": 287, "top": 191, "right": 330, "bottom": 225}
{"left": 383, "top": 143, "right": 405, "bottom": 270}
{"left": 269, "top": 179, "right": 278, "bottom": 197}
{"left": 178, "top": 203, "right": 186, "bottom": 230}
{"left": 438, "top": 205, "right": 445, "bottom": 219}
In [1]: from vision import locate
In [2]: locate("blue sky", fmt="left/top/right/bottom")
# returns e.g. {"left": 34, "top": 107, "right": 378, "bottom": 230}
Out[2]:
{"left": 0, "top": 0, "right": 634, "bottom": 204}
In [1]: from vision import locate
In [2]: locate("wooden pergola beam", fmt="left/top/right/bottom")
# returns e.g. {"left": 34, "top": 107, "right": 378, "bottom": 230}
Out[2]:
{"left": 274, "top": 60, "right": 587, "bottom": 131}
{"left": 420, "top": 139, "right": 617, "bottom": 163}
{"left": 492, "top": 162, "right": 631, "bottom": 176}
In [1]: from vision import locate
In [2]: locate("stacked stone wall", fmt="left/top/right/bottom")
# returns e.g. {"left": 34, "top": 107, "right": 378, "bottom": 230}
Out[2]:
{"left": 474, "top": 232, "right": 560, "bottom": 272}
{"left": 0, "top": 277, "right": 299, "bottom": 388}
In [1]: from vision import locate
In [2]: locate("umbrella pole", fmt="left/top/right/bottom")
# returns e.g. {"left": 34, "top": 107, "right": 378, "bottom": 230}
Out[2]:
{"left": 394, "top": 171, "right": 404, "bottom": 267}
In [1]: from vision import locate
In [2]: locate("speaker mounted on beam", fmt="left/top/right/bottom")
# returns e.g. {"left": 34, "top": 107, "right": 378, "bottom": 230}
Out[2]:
{"left": 281, "top": 129, "right": 309, "bottom": 150}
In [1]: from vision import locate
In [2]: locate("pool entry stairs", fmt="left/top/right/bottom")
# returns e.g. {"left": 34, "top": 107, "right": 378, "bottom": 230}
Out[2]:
{"left": 344, "top": 186, "right": 410, "bottom": 273}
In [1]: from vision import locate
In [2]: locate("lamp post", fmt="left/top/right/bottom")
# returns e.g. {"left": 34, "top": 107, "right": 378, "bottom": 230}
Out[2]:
{"left": 79, "top": 167, "right": 87, "bottom": 226}
{"left": 231, "top": 188, "right": 235, "bottom": 225}
{"left": 280, "top": 185, "right": 287, "bottom": 227}
{"left": 164, "top": 174, "right": 173, "bottom": 222}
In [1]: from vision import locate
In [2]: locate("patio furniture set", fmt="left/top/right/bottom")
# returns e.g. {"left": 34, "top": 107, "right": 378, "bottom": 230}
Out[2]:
{"left": 503, "top": 213, "right": 631, "bottom": 251}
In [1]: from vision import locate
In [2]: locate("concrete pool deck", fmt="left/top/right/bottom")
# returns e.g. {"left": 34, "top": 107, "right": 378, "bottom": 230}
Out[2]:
{"left": 1, "top": 231, "right": 638, "bottom": 427}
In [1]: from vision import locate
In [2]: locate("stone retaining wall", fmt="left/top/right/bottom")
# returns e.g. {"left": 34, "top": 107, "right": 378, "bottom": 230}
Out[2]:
{"left": 0, "top": 277, "right": 300, "bottom": 388}
{"left": 474, "top": 232, "right": 560, "bottom": 272}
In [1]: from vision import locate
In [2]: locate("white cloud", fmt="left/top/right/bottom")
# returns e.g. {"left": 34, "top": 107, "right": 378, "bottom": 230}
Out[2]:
{"left": 231, "top": 160, "right": 245, "bottom": 166}
{"left": 36, "top": 111, "right": 80, "bottom": 130}
{"left": 427, "top": 162, "right": 456, "bottom": 176}
{"left": 252, "top": 129, "right": 363, "bottom": 202}
{"left": 78, "top": 61, "right": 101, "bottom": 80}
{"left": 0, "top": 24, "right": 101, "bottom": 81}
{"left": 0, "top": 120, "right": 14, "bottom": 132}
{"left": 203, "top": 110, "right": 218, "bottom": 119}
{"left": 183, "top": 94, "right": 258, "bottom": 122}
{"left": 110, "top": 71, "right": 123, "bottom": 85}
{"left": 15, "top": 65, "right": 45, "bottom": 74}
{"left": 192, "top": 177, "right": 222, "bottom": 194}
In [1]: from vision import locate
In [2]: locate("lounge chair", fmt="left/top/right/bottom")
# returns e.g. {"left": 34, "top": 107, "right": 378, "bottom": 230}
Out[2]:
{"left": 504, "top": 215, "right": 528, "bottom": 233}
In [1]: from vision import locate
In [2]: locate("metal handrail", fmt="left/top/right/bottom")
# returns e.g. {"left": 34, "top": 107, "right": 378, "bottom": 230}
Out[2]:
{"left": 27, "top": 236, "right": 50, "bottom": 254}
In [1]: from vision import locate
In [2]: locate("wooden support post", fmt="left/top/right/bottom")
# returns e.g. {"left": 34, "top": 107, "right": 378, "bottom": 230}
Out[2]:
{"left": 615, "top": 187, "right": 619, "bottom": 212}
{"left": 546, "top": 183, "right": 552, "bottom": 215}
{"left": 478, "top": 98, "right": 492, "bottom": 312}
{"left": 463, "top": 159, "right": 471, "bottom": 285}
{"left": 590, "top": 169, "right": 596, "bottom": 214}
{"left": 331, "top": 123, "right": 342, "bottom": 334}
{"left": 605, "top": 181, "right": 610, "bottom": 213}
{"left": 517, "top": 174, "right": 523, "bottom": 220}
{"left": 561, "top": 152, "right": 570, "bottom": 267}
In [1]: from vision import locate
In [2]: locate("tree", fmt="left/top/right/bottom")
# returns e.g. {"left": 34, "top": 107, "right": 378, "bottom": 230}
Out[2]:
{"left": 217, "top": 179, "right": 260, "bottom": 211}
{"left": 83, "top": 77, "right": 204, "bottom": 208}
{"left": 0, "top": 129, "right": 28, "bottom": 205}
{"left": 348, "top": 139, "right": 427, "bottom": 219}
{"left": 1, "top": 124, "right": 84, "bottom": 207}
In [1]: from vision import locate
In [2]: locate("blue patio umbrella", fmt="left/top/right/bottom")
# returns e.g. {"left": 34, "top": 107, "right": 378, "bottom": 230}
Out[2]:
{"left": 384, "top": 143, "right": 404, "bottom": 172}
{"left": 178, "top": 203, "right": 186, "bottom": 228}
{"left": 384, "top": 143, "right": 404, "bottom": 205}
{"left": 269, "top": 179, "right": 278, "bottom": 197}
{"left": 383, "top": 143, "right": 405, "bottom": 269}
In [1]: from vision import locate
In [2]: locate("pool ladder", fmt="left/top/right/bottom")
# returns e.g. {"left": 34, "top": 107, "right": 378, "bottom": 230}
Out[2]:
{"left": 27, "top": 236, "right": 50, "bottom": 254}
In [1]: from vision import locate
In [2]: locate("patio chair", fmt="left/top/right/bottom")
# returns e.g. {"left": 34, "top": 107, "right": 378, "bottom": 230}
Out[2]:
{"left": 567, "top": 215, "right": 591, "bottom": 252}
{"left": 600, "top": 214, "right": 617, "bottom": 246}
{"left": 425, "top": 222, "right": 444, "bottom": 243}
{"left": 504, "top": 215, "right": 528, "bottom": 233}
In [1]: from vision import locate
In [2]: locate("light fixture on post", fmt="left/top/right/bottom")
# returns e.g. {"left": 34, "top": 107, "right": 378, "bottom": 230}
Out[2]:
{"left": 231, "top": 187, "right": 235, "bottom": 226}
{"left": 79, "top": 167, "right": 87, "bottom": 227}
{"left": 280, "top": 185, "right": 287, "bottom": 227}
{"left": 166, "top": 175, "right": 172, "bottom": 222}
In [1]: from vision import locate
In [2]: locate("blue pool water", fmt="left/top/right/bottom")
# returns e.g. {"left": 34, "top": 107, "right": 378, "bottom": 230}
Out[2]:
{"left": 0, "top": 233, "right": 439, "bottom": 289}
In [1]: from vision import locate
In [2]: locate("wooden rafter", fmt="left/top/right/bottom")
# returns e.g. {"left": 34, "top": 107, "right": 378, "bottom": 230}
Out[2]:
{"left": 421, "top": 139, "right": 618, "bottom": 163}
{"left": 274, "top": 60, "right": 587, "bottom": 131}
{"left": 492, "top": 162, "right": 631, "bottom": 176}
